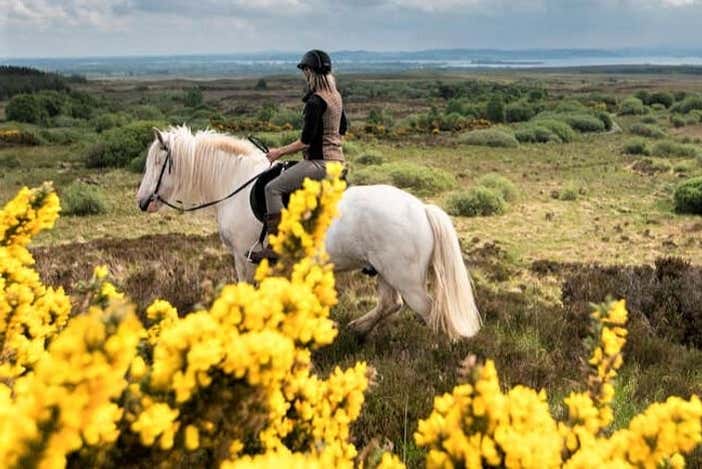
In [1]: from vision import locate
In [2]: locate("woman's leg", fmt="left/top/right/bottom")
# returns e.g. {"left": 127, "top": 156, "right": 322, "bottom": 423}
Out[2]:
{"left": 264, "top": 160, "right": 327, "bottom": 213}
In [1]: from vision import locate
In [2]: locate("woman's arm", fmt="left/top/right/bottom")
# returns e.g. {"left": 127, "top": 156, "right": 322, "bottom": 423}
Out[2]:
{"left": 267, "top": 139, "right": 308, "bottom": 162}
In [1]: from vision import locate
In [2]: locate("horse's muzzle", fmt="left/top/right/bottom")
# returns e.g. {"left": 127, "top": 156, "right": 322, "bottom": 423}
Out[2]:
{"left": 138, "top": 197, "right": 151, "bottom": 212}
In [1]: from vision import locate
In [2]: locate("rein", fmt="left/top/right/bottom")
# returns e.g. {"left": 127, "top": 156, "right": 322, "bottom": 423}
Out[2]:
{"left": 148, "top": 136, "right": 272, "bottom": 213}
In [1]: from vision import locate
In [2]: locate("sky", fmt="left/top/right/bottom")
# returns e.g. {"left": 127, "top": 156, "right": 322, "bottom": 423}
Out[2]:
{"left": 1, "top": 0, "right": 702, "bottom": 58}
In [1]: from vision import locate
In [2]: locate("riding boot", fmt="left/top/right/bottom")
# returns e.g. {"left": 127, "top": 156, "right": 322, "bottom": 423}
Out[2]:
{"left": 249, "top": 213, "right": 282, "bottom": 263}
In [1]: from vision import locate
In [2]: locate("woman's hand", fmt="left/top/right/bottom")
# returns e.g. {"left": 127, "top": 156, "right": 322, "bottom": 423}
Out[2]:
{"left": 266, "top": 148, "right": 284, "bottom": 163}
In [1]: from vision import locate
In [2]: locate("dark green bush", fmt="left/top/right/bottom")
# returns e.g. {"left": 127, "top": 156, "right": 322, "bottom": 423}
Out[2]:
{"left": 532, "top": 119, "right": 577, "bottom": 143}
{"left": 555, "top": 101, "right": 588, "bottom": 113}
{"left": 629, "top": 123, "right": 666, "bottom": 139}
{"left": 128, "top": 155, "right": 146, "bottom": 173}
{"left": 445, "top": 187, "right": 506, "bottom": 217}
{"left": 619, "top": 97, "right": 646, "bottom": 115}
{"left": 672, "top": 95, "right": 702, "bottom": 114}
{"left": 37, "top": 128, "right": 82, "bottom": 145}
{"left": 671, "top": 115, "right": 686, "bottom": 128}
{"left": 640, "top": 115, "right": 658, "bottom": 124}
{"left": 596, "top": 111, "right": 613, "bottom": 131}
{"left": 674, "top": 177, "right": 702, "bottom": 214}
{"left": 648, "top": 91, "right": 675, "bottom": 108}
{"left": 132, "top": 105, "right": 163, "bottom": 120}
{"left": 61, "top": 181, "right": 108, "bottom": 216}
{"left": 460, "top": 128, "right": 518, "bottom": 148}
{"left": 505, "top": 101, "right": 536, "bottom": 123}
{"left": 515, "top": 124, "right": 558, "bottom": 143}
{"left": 486, "top": 96, "right": 506, "bottom": 123}
{"left": 445, "top": 99, "right": 482, "bottom": 118}
{"left": 35, "top": 90, "right": 67, "bottom": 117}
{"left": 85, "top": 120, "right": 162, "bottom": 168}
{"left": 6, "top": 94, "right": 48, "bottom": 124}
{"left": 623, "top": 139, "right": 650, "bottom": 156}
{"left": 183, "top": 87, "right": 203, "bottom": 107}
{"left": 92, "top": 112, "right": 130, "bottom": 133}
{"left": 561, "top": 113, "right": 606, "bottom": 133}
{"left": 651, "top": 141, "right": 701, "bottom": 158}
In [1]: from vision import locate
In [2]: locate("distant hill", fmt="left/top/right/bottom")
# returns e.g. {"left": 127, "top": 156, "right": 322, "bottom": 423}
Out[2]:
{"left": 0, "top": 66, "right": 84, "bottom": 99}
{"left": 3, "top": 48, "right": 702, "bottom": 79}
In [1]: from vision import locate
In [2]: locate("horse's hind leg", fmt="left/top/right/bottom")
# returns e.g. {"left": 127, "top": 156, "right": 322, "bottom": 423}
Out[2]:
{"left": 348, "top": 276, "right": 403, "bottom": 336}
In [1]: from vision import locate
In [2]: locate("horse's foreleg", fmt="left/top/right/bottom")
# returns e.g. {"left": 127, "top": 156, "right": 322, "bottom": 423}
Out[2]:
{"left": 348, "top": 276, "right": 403, "bottom": 336}
{"left": 233, "top": 252, "right": 255, "bottom": 283}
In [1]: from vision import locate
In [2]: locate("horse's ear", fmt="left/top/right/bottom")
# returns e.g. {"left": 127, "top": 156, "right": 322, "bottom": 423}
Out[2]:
{"left": 153, "top": 127, "right": 165, "bottom": 147}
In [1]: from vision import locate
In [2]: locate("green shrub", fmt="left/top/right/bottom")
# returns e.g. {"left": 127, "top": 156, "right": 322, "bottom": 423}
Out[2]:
{"left": 596, "top": 111, "right": 614, "bottom": 131}
{"left": 37, "top": 128, "right": 83, "bottom": 145}
{"left": 651, "top": 141, "right": 701, "bottom": 158}
{"left": 640, "top": 115, "right": 658, "bottom": 125}
{"left": 648, "top": 91, "right": 675, "bottom": 108}
{"left": 132, "top": 105, "right": 163, "bottom": 120}
{"left": 61, "top": 181, "right": 108, "bottom": 216}
{"left": 352, "top": 162, "right": 455, "bottom": 196}
{"left": 532, "top": 119, "right": 577, "bottom": 143}
{"left": 460, "top": 128, "right": 518, "bottom": 148}
{"left": 671, "top": 115, "right": 687, "bottom": 128}
{"left": 92, "top": 112, "right": 130, "bottom": 133}
{"left": 674, "top": 177, "right": 702, "bottom": 214}
{"left": 690, "top": 110, "right": 702, "bottom": 123}
{"left": 476, "top": 173, "right": 517, "bottom": 201}
{"left": 629, "top": 123, "right": 666, "bottom": 139}
{"left": 672, "top": 96, "right": 702, "bottom": 114}
{"left": 354, "top": 152, "right": 384, "bottom": 165}
{"left": 619, "top": 97, "right": 646, "bottom": 115}
{"left": 271, "top": 108, "right": 302, "bottom": 129}
{"left": 6, "top": 94, "right": 48, "bottom": 124}
{"left": 486, "top": 96, "right": 505, "bottom": 123}
{"left": 623, "top": 138, "right": 650, "bottom": 156}
{"left": 35, "top": 90, "right": 67, "bottom": 117}
{"left": 505, "top": 101, "right": 535, "bottom": 123}
{"left": 445, "top": 187, "right": 506, "bottom": 217}
{"left": 515, "top": 124, "right": 558, "bottom": 143}
{"left": 446, "top": 99, "right": 481, "bottom": 118}
{"left": 558, "top": 185, "right": 579, "bottom": 201}
{"left": 555, "top": 100, "right": 587, "bottom": 113}
{"left": 85, "top": 120, "right": 162, "bottom": 168}
{"left": 0, "top": 155, "right": 21, "bottom": 168}
{"left": 183, "top": 87, "right": 203, "bottom": 107}
{"left": 560, "top": 113, "right": 606, "bottom": 133}
{"left": 128, "top": 155, "right": 146, "bottom": 173}
{"left": 50, "top": 115, "right": 85, "bottom": 128}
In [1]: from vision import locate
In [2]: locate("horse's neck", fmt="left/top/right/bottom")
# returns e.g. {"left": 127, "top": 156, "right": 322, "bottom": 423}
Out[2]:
{"left": 181, "top": 150, "right": 268, "bottom": 205}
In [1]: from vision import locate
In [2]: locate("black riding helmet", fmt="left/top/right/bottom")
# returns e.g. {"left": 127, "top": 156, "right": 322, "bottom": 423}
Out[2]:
{"left": 297, "top": 49, "right": 332, "bottom": 74}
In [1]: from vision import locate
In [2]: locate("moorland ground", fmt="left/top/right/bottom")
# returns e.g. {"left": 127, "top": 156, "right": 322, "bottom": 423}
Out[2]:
{"left": 2, "top": 68, "right": 702, "bottom": 466}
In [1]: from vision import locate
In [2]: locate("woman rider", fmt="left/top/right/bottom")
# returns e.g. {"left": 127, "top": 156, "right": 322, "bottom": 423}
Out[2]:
{"left": 250, "top": 49, "right": 348, "bottom": 262}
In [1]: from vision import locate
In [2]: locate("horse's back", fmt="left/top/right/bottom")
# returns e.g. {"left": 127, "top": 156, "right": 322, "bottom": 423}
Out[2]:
{"left": 326, "top": 184, "right": 434, "bottom": 272}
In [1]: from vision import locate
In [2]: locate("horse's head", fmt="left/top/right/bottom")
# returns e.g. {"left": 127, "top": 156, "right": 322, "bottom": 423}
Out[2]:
{"left": 136, "top": 128, "right": 176, "bottom": 212}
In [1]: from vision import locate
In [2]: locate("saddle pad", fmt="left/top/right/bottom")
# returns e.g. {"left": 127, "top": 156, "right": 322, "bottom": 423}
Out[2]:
{"left": 249, "top": 161, "right": 298, "bottom": 222}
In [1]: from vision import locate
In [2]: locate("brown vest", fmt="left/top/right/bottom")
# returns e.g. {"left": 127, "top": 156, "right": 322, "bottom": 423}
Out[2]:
{"left": 304, "top": 87, "right": 344, "bottom": 162}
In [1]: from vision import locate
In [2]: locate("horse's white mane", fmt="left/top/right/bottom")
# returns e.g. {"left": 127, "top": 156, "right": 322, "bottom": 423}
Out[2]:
{"left": 158, "top": 124, "right": 267, "bottom": 206}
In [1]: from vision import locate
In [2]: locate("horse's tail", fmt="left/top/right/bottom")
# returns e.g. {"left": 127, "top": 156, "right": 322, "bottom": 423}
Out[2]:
{"left": 424, "top": 204, "right": 481, "bottom": 339}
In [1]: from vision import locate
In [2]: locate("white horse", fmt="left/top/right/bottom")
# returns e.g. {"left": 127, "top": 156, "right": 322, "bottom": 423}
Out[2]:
{"left": 136, "top": 125, "right": 481, "bottom": 339}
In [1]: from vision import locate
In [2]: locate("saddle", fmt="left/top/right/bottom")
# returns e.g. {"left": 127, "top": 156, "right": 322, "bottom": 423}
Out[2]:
{"left": 249, "top": 161, "right": 350, "bottom": 223}
{"left": 249, "top": 161, "right": 298, "bottom": 223}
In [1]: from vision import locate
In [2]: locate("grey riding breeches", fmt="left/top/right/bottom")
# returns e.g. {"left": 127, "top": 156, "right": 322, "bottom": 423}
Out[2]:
{"left": 264, "top": 159, "right": 328, "bottom": 214}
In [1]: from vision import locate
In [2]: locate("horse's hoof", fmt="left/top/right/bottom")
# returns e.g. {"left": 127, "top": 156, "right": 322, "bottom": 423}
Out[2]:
{"left": 347, "top": 319, "right": 371, "bottom": 340}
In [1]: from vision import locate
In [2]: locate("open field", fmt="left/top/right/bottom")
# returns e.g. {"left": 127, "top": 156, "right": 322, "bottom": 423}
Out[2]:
{"left": 2, "top": 68, "right": 702, "bottom": 467}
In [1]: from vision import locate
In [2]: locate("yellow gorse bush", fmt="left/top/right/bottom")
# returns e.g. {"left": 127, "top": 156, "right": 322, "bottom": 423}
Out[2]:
{"left": 1, "top": 166, "right": 700, "bottom": 468}
{"left": 414, "top": 300, "right": 702, "bottom": 469}
{"left": 0, "top": 164, "right": 373, "bottom": 468}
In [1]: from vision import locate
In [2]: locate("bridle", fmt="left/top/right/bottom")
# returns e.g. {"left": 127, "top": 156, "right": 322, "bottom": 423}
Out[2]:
{"left": 147, "top": 136, "right": 272, "bottom": 213}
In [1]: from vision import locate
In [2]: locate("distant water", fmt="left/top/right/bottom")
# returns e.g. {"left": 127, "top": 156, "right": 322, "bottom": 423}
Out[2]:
{"left": 3, "top": 51, "right": 702, "bottom": 78}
